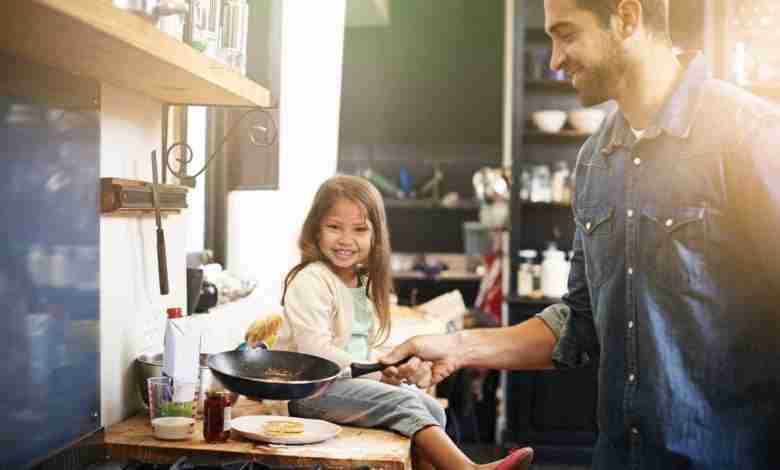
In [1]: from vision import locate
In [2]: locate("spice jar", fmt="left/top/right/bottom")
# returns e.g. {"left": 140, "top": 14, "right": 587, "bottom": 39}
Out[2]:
{"left": 203, "top": 390, "right": 232, "bottom": 443}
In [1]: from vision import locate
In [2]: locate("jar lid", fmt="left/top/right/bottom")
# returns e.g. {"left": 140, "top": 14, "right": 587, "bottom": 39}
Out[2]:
{"left": 166, "top": 307, "right": 183, "bottom": 319}
{"left": 206, "top": 389, "right": 232, "bottom": 398}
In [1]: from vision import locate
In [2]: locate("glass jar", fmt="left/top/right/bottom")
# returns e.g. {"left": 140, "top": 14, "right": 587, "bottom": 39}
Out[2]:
{"left": 530, "top": 164, "right": 552, "bottom": 203}
{"left": 516, "top": 250, "right": 537, "bottom": 297}
{"left": 203, "top": 390, "right": 232, "bottom": 443}
{"left": 219, "top": 0, "right": 249, "bottom": 74}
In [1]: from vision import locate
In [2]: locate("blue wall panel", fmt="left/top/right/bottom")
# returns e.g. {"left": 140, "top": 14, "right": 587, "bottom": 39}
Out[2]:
{"left": 0, "top": 54, "right": 100, "bottom": 469}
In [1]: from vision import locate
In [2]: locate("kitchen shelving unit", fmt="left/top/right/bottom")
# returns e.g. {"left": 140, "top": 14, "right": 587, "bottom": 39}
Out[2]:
{"left": 500, "top": 1, "right": 596, "bottom": 457}
{"left": 0, "top": 0, "right": 271, "bottom": 107}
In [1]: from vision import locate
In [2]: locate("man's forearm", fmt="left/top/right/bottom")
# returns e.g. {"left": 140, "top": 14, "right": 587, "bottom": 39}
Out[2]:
{"left": 455, "top": 317, "right": 557, "bottom": 370}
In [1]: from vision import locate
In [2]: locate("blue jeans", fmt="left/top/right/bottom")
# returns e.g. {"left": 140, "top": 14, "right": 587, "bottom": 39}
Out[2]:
{"left": 288, "top": 378, "right": 446, "bottom": 437}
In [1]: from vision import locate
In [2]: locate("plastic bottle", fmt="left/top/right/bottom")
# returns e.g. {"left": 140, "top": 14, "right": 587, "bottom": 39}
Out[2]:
{"left": 541, "top": 243, "right": 569, "bottom": 298}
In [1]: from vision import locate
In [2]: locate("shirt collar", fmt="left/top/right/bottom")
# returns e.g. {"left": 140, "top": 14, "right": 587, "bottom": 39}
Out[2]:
{"left": 605, "top": 51, "right": 709, "bottom": 151}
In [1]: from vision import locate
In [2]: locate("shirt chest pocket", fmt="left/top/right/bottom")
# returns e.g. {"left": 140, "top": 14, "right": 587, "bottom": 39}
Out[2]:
{"left": 640, "top": 205, "right": 707, "bottom": 291}
{"left": 575, "top": 206, "right": 617, "bottom": 288}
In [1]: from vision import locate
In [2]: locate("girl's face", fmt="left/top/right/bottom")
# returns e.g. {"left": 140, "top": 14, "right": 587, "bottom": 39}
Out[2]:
{"left": 318, "top": 198, "right": 373, "bottom": 285}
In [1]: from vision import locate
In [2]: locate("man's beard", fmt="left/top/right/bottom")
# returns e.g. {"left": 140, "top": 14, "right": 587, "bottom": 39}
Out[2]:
{"left": 573, "top": 34, "right": 625, "bottom": 106}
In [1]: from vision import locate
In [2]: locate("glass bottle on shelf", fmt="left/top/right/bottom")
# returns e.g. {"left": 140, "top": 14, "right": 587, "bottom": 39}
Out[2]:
{"left": 551, "top": 161, "right": 570, "bottom": 204}
{"left": 519, "top": 166, "right": 531, "bottom": 201}
{"left": 219, "top": 0, "right": 249, "bottom": 74}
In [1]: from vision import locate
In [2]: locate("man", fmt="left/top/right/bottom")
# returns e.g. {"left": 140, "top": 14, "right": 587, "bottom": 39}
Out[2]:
{"left": 381, "top": 0, "right": 780, "bottom": 468}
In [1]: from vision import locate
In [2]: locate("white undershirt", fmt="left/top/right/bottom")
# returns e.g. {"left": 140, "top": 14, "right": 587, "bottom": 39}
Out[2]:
{"left": 631, "top": 127, "right": 646, "bottom": 140}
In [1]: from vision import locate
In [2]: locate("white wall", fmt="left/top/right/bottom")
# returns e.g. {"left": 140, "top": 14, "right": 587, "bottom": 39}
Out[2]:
{"left": 227, "top": 1, "right": 347, "bottom": 301}
{"left": 99, "top": 1, "right": 347, "bottom": 426}
{"left": 99, "top": 84, "right": 188, "bottom": 426}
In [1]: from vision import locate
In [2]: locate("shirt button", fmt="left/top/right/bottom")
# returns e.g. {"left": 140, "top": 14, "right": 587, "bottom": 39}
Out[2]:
{"left": 631, "top": 427, "right": 639, "bottom": 435}
{"left": 628, "top": 321, "right": 634, "bottom": 329}
{"left": 627, "top": 209, "right": 634, "bottom": 218}
{"left": 629, "top": 373, "right": 636, "bottom": 383}
{"left": 628, "top": 267, "right": 634, "bottom": 275}
{"left": 633, "top": 157, "right": 642, "bottom": 166}
{"left": 585, "top": 222, "right": 592, "bottom": 230}
{"left": 665, "top": 218, "right": 674, "bottom": 227}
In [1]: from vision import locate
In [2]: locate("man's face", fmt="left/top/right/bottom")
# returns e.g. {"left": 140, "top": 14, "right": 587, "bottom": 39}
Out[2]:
{"left": 544, "top": 0, "right": 627, "bottom": 106}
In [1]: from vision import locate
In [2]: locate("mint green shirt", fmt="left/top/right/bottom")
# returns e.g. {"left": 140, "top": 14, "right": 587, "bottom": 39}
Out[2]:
{"left": 344, "top": 287, "right": 375, "bottom": 362}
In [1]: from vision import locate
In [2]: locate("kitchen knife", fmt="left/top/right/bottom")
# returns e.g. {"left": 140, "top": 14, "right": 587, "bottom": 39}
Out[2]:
{"left": 151, "top": 150, "right": 169, "bottom": 295}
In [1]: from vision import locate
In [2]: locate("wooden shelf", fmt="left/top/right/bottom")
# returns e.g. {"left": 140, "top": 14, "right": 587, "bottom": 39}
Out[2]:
{"left": 525, "top": 79, "right": 574, "bottom": 93}
{"left": 0, "top": 0, "right": 271, "bottom": 107}
{"left": 521, "top": 201, "right": 572, "bottom": 209}
{"left": 385, "top": 199, "right": 481, "bottom": 210}
{"left": 505, "top": 294, "right": 561, "bottom": 306}
{"left": 524, "top": 130, "right": 591, "bottom": 143}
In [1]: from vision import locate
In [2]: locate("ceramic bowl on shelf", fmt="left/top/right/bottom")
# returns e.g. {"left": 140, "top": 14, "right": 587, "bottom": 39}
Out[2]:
{"left": 568, "top": 108, "right": 606, "bottom": 134}
{"left": 531, "top": 110, "right": 567, "bottom": 133}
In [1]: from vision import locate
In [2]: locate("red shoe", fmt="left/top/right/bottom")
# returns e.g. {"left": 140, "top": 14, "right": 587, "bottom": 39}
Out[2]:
{"left": 496, "top": 447, "right": 534, "bottom": 470}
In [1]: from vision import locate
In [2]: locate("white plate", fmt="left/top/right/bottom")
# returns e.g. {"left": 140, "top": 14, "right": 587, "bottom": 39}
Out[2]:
{"left": 231, "top": 415, "right": 341, "bottom": 445}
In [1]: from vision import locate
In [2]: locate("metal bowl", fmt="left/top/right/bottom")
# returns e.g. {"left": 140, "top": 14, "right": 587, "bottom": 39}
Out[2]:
{"left": 135, "top": 352, "right": 240, "bottom": 412}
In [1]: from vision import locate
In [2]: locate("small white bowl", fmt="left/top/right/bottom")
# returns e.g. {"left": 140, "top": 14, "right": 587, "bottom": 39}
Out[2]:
{"left": 568, "top": 108, "right": 606, "bottom": 134}
{"left": 151, "top": 416, "right": 195, "bottom": 440}
{"left": 531, "top": 110, "right": 567, "bottom": 133}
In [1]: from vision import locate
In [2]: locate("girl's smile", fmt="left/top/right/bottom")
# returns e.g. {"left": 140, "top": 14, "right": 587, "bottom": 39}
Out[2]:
{"left": 318, "top": 198, "right": 373, "bottom": 285}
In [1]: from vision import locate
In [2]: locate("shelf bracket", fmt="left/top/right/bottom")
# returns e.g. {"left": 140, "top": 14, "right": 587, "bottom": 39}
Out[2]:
{"left": 160, "top": 104, "right": 277, "bottom": 188}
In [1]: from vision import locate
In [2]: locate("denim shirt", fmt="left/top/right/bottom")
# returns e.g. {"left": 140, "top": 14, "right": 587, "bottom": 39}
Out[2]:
{"left": 537, "top": 53, "right": 780, "bottom": 470}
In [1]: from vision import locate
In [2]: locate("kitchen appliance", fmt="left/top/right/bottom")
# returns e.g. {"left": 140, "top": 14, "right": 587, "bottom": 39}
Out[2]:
{"left": 208, "top": 348, "right": 409, "bottom": 401}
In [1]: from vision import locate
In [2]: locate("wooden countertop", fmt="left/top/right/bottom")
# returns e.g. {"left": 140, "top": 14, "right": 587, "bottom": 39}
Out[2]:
{"left": 103, "top": 306, "right": 449, "bottom": 468}
{"left": 105, "top": 399, "right": 411, "bottom": 469}
{"left": 0, "top": 0, "right": 271, "bottom": 106}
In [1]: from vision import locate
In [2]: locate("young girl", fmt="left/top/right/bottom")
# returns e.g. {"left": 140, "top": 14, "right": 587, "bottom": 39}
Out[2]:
{"left": 275, "top": 175, "right": 532, "bottom": 470}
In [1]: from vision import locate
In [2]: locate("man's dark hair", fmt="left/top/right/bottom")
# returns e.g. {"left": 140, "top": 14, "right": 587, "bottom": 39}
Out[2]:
{"left": 576, "top": 0, "right": 669, "bottom": 39}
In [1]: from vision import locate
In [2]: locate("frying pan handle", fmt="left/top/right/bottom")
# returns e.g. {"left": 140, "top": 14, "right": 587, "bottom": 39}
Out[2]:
{"left": 349, "top": 356, "right": 412, "bottom": 378}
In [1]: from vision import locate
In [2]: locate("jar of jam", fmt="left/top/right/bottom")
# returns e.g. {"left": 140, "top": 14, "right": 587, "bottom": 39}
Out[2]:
{"left": 203, "top": 390, "right": 231, "bottom": 443}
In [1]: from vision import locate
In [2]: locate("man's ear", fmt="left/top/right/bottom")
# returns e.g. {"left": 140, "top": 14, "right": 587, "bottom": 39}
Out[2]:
{"left": 614, "top": 0, "right": 641, "bottom": 39}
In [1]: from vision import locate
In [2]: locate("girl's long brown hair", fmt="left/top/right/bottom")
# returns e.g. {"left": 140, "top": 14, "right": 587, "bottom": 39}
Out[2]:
{"left": 281, "top": 175, "right": 393, "bottom": 345}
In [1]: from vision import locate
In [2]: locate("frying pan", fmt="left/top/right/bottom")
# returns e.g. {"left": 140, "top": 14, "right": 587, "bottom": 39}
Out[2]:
{"left": 208, "top": 347, "right": 409, "bottom": 401}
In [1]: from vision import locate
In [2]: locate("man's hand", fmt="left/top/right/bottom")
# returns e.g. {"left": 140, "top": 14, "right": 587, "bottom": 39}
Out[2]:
{"left": 379, "top": 333, "right": 462, "bottom": 387}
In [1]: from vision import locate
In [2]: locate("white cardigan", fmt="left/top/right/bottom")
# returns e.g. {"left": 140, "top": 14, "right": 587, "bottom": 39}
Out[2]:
{"left": 275, "top": 262, "right": 379, "bottom": 369}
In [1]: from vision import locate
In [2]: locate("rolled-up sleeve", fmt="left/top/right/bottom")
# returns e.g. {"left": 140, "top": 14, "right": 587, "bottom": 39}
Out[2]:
{"left": 537, "top": 225, "right": 599, "bottom": 369}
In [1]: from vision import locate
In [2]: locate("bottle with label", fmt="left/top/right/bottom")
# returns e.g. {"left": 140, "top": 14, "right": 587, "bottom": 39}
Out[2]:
{"left": 203, "top": 390, "right": 232, "bottom": 443}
